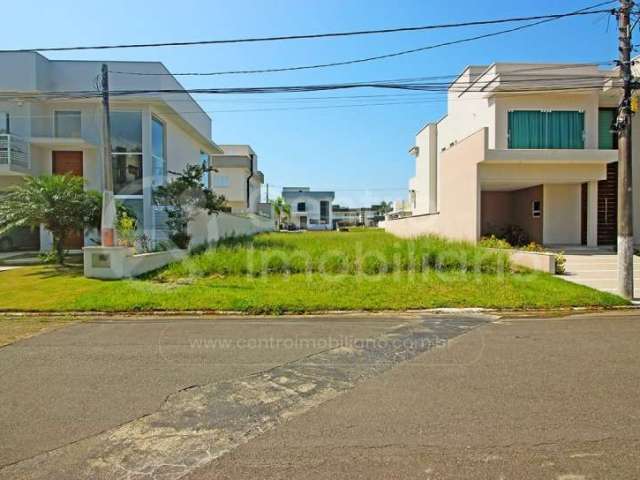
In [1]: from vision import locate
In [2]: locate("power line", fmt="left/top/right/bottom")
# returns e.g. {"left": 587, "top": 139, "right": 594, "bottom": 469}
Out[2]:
{"left": 109, "top": 10, "right": 616, "bottom": 77}
{"left": 1, "top": 4, "right": 615, "bottom": 53}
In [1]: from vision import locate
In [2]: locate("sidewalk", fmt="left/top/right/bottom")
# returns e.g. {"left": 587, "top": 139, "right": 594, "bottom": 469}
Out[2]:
{"left": 561, "top": 250, "right": 640, "bottom": 299}
{"left": 187, "top": 311, "right": 640, "bottom": 480}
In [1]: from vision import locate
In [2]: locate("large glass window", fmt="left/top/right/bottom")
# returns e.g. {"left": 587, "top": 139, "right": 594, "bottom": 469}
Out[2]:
{"left": 110, "top": 111, "right": 143, "bottom": 195}
{"left": 113, "top": 154, "right": 143, "bottom": 195}
{"left": 110, "top": 111, "right": 143, "bottom": 153}
{"left": 0, "top": 113, "right": 9, "bottom": 134}
{"left": 54, "top": 111, "right": 81, "bottom": 138}
{"left": 508, "top": 110, "right": 584, "bottom": 149}
{"left": 151, "top": 117, "right": 166, "bottom": 189}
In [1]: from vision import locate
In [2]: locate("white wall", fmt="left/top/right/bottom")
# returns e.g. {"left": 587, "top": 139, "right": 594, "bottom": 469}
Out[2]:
{"left": 188, "top": 211, "right": 275, "bottom": 246}
{"left": 543, "top": 184, "right": 582, "bottom": 245}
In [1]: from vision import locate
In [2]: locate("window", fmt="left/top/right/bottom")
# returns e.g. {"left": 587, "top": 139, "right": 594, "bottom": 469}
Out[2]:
{"left": 200, "top": 151, "right": 210, "bottom": 188}
{"left": 0, "top": 113, "right": 9, "bottom": 134}
{"left": 110, "top": 111, "right": 143, "bottom": 153}
{"left": 320, "top": 201, "right": 330, "bottom": 222}
{"left": 532, "top": 200, "right": 542, "bottom": 218}
{"left": 110, "top": 111, "right": 143, "bottom": 195}
{"left": 213, "top": 175, "right": 230, "bottom": 188}
{"left": 118, "top": 198, "right": 144, "bottom": 231}
{"left": 598, "top": 108, "right": 618, "bottom": 149}
{"left": 151, "top": 117, "right": 166, "bottom": 189}
{"left": 113, "top": 154, "right": 143, "bottom": 195}
{"left": 297, "top": 202, "right": 306, "bottom": 212}
{"left": 54, "top": 111, "right": 81, "bottom": 138}
{"left": 508, "top": 110, "right": 584, "bottom": 149}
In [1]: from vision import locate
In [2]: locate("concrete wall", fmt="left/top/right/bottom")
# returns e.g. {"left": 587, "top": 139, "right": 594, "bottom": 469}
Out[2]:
{"left": 411, "top": 123, "right": 438, "bottom": 214}
{"left": 188, "top": 211, "right": 275, "bottom": 247}
{"left": 543, "top": 184, "right": 582, "bottom": 245}
{"left": 384, "top": 128, "right": 486, "bottom": 241}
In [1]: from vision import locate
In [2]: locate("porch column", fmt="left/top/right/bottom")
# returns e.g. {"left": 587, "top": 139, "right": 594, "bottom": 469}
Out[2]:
{"left": 587, "top": 180, "right": 598, "bottom": 247}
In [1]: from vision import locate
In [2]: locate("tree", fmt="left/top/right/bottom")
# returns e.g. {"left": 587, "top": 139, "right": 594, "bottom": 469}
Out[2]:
{"left": 153, "top": 163, "right": 227, "bottom": 249}
{"left": 0, "top": 175, "right": 100, "bottom": 264}
{"left": 272, "top": 197, "right": 291, "bottom": 230}
{"left": 376, "top": 201, "right": 393, "bottom": 216}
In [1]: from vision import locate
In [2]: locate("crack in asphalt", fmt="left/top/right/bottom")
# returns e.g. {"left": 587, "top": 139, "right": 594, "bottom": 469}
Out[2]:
{"left": 0, "top": 315, "right": 490, "bottom": 480}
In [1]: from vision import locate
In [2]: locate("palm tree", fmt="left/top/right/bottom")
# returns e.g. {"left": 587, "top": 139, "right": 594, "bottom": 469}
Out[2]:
{"left": 0, "top": 175, "right": 100, "bottom": 264}
{"left": 272, "top": 197, "right": 291, "bottom": 230}
{"left": 377, "top": 201, "right": 393, "bottom": 216}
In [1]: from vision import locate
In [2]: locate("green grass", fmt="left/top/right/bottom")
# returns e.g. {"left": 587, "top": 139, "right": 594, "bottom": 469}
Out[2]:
{"left": 0, "top": 229, "right": 627, "bottom": 313}
{"left": 161, "top": 230, "right": 511, "bottom": 279}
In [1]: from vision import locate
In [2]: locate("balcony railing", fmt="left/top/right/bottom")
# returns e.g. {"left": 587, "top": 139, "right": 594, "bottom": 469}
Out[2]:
{"left": 0, "top": 134, "right": 30, "bottom": 170}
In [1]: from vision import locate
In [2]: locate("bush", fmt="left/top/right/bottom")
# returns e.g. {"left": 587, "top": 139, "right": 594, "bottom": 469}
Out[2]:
{"left": 478, "top": 235, "right": 512, "bottom": 250}
{"left": 521, "top": 242, "right": 544, "bottom": 252}
{"left": 555, "top": 252, "right": 567, "bottom": 274}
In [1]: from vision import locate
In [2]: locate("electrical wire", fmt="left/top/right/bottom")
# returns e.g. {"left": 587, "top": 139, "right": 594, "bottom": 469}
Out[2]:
{"left": 108, "top": 8, "right": 616, "bottom": 77}
{"left": 1, "top": 5, "right": 616, "bottom": 53}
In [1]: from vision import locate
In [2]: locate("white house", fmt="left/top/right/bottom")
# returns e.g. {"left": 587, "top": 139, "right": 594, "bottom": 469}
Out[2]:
{"left": 0, "top": 51, "right": 222, "bottom": 251}
{"left": 210, "top": 144, "right": 264, "bottom": 214}
{"left": 383, "top": 61, "right": 638, "bottom": 247}
{"left": 282, "top": 187, "right": 334, "bottom": 230}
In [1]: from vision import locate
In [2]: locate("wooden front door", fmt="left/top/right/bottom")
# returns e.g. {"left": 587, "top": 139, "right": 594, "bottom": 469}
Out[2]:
{"left": 52, "top": 151, "right": 84, "bottom": 249}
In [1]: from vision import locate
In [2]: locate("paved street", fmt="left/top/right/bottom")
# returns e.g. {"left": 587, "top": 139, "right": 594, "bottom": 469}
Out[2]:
{"left": 1, "top": 311, "right": 639, "bottom": 479}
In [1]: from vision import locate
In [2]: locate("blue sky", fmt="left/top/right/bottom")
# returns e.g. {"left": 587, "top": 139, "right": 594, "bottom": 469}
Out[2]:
{"left": 6, "top": 0, "right": 618, "bottom": 206}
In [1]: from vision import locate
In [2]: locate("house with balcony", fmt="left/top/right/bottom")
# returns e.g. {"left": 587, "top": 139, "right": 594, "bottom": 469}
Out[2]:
{"left": 282, "top": 187, "right": 334, "bottom": 230}
{"left": 0, "top": 51, "right": 222, "bottom": 251}
{"left": 210, "top": 145, "right": 264, "bottom": 214}
{"left": 383, "top": 62, "right": 631, "bottom": 247}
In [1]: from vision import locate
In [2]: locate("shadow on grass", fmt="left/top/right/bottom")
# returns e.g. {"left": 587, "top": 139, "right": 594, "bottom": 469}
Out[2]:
{"left": 22, "top": 265, "right": 84, "bottom": 280}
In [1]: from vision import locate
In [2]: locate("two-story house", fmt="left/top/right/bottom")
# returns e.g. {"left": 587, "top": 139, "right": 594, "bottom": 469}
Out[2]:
{"left": 282, "top": 187, "right": 334, "bottom": 230}
{"left": 210, "top": 145, "right": 264, "bottom": 214}
{"left": 0, "top": 51, "right": 222, "bottom": 251}
{"left": 385, "top": 62, "right": 633, "bottom": 247}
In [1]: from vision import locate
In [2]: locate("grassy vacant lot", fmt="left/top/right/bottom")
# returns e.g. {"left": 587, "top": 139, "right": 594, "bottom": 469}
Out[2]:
{"left": 0, "top": 230, "right": 626, "bottom": 313}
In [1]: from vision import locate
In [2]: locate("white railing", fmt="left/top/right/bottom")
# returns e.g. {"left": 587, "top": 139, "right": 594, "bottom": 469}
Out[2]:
{"left": 0, "top": 134, "right": 30, "bottom": 169}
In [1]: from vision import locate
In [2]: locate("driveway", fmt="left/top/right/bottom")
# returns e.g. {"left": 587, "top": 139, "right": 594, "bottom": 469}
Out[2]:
{"left": 561, "top": 250, "right": 640, "bottom": 299}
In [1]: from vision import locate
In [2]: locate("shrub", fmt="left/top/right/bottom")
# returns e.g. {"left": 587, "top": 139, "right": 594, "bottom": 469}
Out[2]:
{"left": 555, "top": 252, "right": 567, "bottom": 274}
{"left": 478, "top": 235, "right": 512, "bottom": 250}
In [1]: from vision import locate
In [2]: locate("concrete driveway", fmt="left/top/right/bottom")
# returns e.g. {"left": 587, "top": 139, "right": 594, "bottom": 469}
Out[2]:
{"left": 560, "top": 250, "right": 640, "bottom": 298}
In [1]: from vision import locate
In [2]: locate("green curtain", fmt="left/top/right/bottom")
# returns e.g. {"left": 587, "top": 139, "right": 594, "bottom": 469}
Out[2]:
{"left": 508, "top": 110, "right": 584, "bottom": 149}
{"left": 598, "top": 109, "right": 616, "bottom": 149}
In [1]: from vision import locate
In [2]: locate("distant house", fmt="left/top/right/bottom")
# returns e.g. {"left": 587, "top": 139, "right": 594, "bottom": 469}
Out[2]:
{"left": 210, "top": 145, "right": 265, "bottom": 214}
{"left": 0, "top": 51, "right": 222, "bottom": 252}
{"left": 332, "top": 204, "right": 381, "bottom": 227}
{"left": 282, "top": 187, "right": 334, "bottom": 230}
{"left": 383, "top": 61, "right": 633, "bottom": 247}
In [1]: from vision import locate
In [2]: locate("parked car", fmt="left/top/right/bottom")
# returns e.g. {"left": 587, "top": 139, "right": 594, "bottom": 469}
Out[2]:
{"left": 0, "top": 227, "right": 40, "bottom": 252}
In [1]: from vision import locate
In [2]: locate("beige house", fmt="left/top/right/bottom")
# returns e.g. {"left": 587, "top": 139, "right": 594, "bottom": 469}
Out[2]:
{"left": 210, "top": 145, "right": 264, "bottom": 214}
{"left": 384, "top": 61, "right": 637, "bottom": 247}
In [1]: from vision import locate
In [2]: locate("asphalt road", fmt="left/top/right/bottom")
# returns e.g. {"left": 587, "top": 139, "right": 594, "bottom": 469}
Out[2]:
{"left": 1, "top": 311, "right": 640, "bottom": 480}
{"left": 187, "top": 311, "right": 640, "bottom": 480}
{"left": 0, "top": 315, "right": 409, "bottom": 468}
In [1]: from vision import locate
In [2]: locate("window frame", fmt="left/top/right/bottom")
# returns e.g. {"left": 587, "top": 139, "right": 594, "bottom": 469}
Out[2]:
{"left": 151, "top": 115, "right": 167, "bottom": 189}
{"left": 53, "top": 110, "right": 82, "bottom": 138}
{"left": 532, "top": 200, "right": 542, "bottom": 218}
{"left": 297, "top": 202, "right": 307, "bottom": 212}
{"left": 507, "top": 109, "right": 585, "bottom": 150}
{"left": 111, "top": 110, "right": 144, "bottom": 197}
{"left": 0, "top": 112, "right": 9, "bottom": 134}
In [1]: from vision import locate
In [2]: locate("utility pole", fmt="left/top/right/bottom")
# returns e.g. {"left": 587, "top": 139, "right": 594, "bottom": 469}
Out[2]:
{"left": 100, "top": 64, "right": 116, "bottom": 246}
{"left": 617, "top": 0, "right": 635, "bottom": 299}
